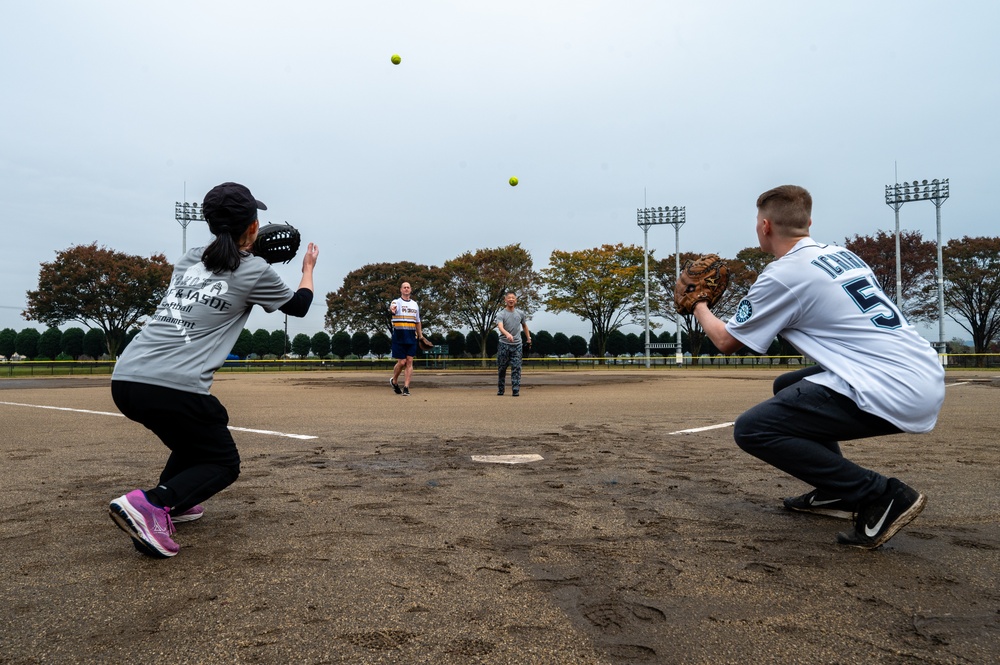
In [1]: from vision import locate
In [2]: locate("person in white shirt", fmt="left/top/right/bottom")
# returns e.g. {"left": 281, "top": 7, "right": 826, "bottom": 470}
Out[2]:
{"left": 693, "top": 184, "right": 945, "bottom": 549}
{"left": 388, "top": 282, "right": 422, "bottom": 396}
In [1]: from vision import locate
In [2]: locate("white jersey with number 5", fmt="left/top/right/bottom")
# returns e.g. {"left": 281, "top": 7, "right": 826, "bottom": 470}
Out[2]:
{"left": 725, "top": 239, "right": 945, "bottom": 433}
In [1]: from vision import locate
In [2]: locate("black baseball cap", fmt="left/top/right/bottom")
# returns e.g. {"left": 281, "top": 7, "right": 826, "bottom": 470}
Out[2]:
{"left": 202, "top": 182, "right": 267, "bottom": 228}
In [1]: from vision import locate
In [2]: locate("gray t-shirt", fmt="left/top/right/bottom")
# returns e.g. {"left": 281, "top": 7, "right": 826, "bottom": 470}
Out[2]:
{"left": 495, "top": 308, "right": 527, "bottom": 346}
{"left": 113, "top": 247, "right": 293, "bottom": 394}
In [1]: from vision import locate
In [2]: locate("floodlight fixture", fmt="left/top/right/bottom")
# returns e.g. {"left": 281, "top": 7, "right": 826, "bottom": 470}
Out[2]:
{"left": 637, "top": 205, "right": 686, "bottom": 367}
{"left": 885, "top": 177, "right": 949, "bottom": 355}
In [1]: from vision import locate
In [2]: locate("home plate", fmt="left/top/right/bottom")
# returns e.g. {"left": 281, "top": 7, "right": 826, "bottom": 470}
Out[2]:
{"left": 471, "top": 454, "right": 544, "bottom": 464}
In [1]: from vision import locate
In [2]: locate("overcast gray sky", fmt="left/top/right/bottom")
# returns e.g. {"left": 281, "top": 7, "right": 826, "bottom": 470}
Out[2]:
{"left": 2, "top": 1, "right": 996, "bottom": 344}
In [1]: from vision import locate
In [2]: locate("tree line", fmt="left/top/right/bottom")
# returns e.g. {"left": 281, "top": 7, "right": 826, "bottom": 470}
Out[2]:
{"left": 0, "top": 323, "right": 679, "bottom": 361}
{"left": 17, "top": 233, "right": 1000, "bottom": 363}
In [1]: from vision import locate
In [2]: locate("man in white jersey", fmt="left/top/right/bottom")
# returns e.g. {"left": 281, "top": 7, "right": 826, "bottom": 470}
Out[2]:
{"left": 388, "top": 281, "right": 422, "bottom": 396}
{"left": 694, "top": 185, "right": 945, "bottom": 549}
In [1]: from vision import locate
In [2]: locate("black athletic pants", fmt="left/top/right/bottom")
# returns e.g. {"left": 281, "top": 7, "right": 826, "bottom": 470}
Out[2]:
{"left": 112, "top": 381, "right": 241, "bottom": 514}
{"left": 732, "top": 366, "right": 901, "bottom": 504}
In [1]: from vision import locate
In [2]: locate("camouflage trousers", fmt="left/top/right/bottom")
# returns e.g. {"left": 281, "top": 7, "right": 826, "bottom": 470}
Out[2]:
{"left": 496, "top": 343, "right": 523, "bottom": 393}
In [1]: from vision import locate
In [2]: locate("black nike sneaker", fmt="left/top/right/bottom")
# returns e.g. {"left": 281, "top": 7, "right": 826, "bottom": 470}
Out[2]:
{"left": 783, "top": 489, "right": 856, "bottom": 519}
{"left": 836, "top": 478, "right": 926, "bottom": 549}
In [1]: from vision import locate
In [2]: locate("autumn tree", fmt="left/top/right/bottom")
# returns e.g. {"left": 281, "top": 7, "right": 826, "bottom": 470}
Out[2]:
{"left": 325, "top": 261, "right": 446, "bottom": 337}
{"left": 845, "top": 230, "right": 937, "bottom": 323}
{"left": 944, "top": 236, "right": 1000, "bottom": 359}
{"left": 440, "top": 244, "right": 542, "bottom": 360}
{"left": 651, "top": 252, "right": 709, "bottom": 358}
{"left": 542, "top": 244, "right": 650, "bottom": 358}
{"left": 24, "top": 243, "right": 172, "bottom": 358}
{"left": 653, "top": 249, "right": 769, "bottom": 359}
{"left": 735, "top": 246, "right": 774, "bottom": 276}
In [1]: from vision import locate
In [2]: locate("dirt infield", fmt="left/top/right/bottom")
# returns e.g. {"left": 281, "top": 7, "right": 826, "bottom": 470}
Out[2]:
{"left": 2, "top": 369, "right": 998, "bottom": 664}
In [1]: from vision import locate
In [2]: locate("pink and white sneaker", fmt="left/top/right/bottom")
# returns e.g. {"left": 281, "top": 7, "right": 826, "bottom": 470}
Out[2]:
{"left": 172, "top": 505, "right": 205, "bottom": 523}
{"left": 109, "top": 490, "right": 179, "bottom": 558}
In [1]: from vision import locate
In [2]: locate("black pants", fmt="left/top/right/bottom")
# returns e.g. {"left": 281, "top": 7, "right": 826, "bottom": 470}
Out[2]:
{"left": 112, "top": 381, "right": 241, "bottom": 514}
{"left": 732, "top": 366, "right": 901, "bottom": 503}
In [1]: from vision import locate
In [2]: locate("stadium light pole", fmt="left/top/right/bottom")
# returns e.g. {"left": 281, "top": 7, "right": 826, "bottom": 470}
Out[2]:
{"left": 174, "top": 201, "right": 205, "bottom": 254}
{"left": 884, "top": 178, "right": 950, "bottom": 354}
{"left": 637, "top": 205, "right": 685, "bottom": 368}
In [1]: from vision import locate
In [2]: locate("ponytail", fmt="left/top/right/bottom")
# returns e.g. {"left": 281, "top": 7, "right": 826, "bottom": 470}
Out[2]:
{"left": 202, "top": 222, "right": 251, "bottom": 274}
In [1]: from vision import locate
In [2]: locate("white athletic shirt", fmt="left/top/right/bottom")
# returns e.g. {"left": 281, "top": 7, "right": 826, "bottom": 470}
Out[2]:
{"left": 390, "top": 297, "right": 420, "bottom": 331}
{"left": 725, "top": 238, "right": 945, "bottom": 433}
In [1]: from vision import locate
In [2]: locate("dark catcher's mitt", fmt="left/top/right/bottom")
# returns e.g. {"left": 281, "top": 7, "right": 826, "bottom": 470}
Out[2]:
{"left": 674, "top": 253, "right": 730, "bottom": 315}
{"left": 252, "top": 223, "right": 301, "bottom": 264}
{"left": 417, "top": 336, "right": 434, "bottom": 351}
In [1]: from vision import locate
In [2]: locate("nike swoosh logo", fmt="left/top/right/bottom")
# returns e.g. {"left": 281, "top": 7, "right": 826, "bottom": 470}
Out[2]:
{"left": 865, "top": 500, "right": 894, "bottom": 537}
{"left": 809, "top": 497, "right": 842, "bottom": 506}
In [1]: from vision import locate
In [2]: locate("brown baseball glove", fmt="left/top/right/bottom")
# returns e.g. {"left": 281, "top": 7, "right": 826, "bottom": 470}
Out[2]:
{"left": 674, "top": 254, "right": 730, "bottom": 315}
{"left": 417, "top": 336, "right": 434, "bottom": 351}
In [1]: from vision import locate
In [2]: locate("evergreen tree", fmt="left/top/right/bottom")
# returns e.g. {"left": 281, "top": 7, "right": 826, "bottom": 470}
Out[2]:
{"left": 15, "top": 328, "right": 41, "bottom": 359}
{"left": 445, "top": 330, "right": 465, "bottom": 357}
{"left": 82, "top": 329, "right": 106, "bottom": 359}
{"left": 369, "top": 331, "right": 390, "bottom": 358}
{"left": 485, "top": 329, "right": 499, "bottom": 357}
{"left": 532, "top": 330, "right": 553, "bottom": 356}
{"left": 311, "top": 331, "right": 332, "bottom": 358}
{"left": 606, "top": 330, "right": 628, "bottom": 356}
{"left": 351, "top": 331, "right": 371, "bottom": 357}
{"left": 466, "top": 331, "right": 482, "bottom": 357}
{"left": 331, "top": 331, "right": 352, "bottom": 358}
{"left": 38, "top": 327, "right": 63, "bottom": 360}
{"left": 269, "top": 329, "right": 289, "bottom": 357}
{"left": 251, "top": 329, "right": 271, "bottom": 357}
{"left": 292, "top": 333, "right": 312, "bottom": 357}
{"left": 231, "top": 329, "right": 253, "bottom": 358}
{"left": 625, "top": 332, "right": 642, "bottom": 356}
{"left": 60, "top": 327, "right": 85, "bottom": 359}
{"left": 552, "top": 332, "right": 570, "bottom": 356}
{"left": 0, "top": 328, "right": 17, "bottom": 359}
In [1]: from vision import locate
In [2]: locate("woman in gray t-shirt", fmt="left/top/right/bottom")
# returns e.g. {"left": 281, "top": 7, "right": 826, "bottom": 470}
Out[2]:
{"left": 108, "top": 182, "right": 318, "bottom": 559}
